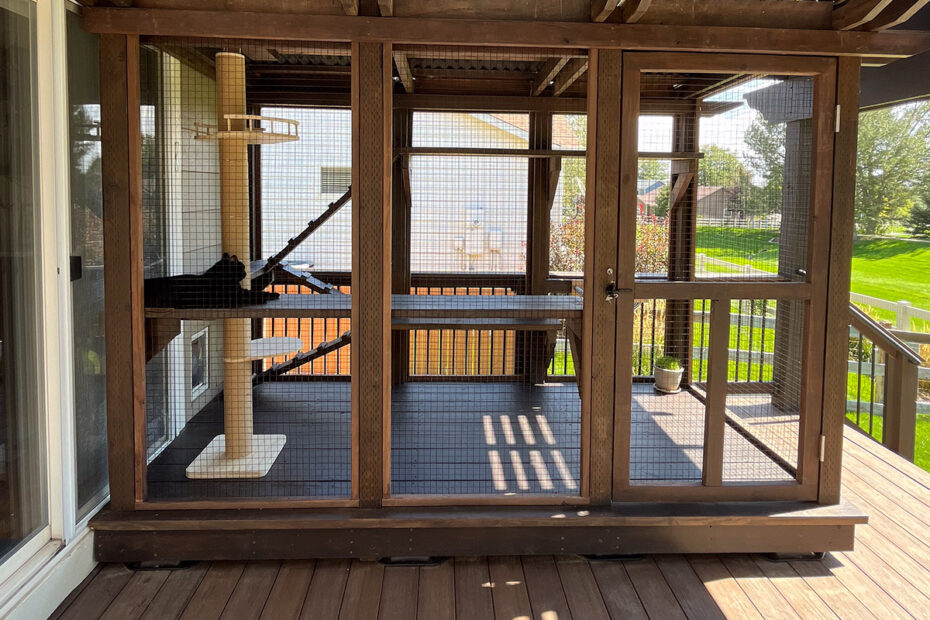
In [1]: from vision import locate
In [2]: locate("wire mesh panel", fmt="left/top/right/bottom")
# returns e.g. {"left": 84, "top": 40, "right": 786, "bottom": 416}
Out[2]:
{"left": 627, "top": 60, "right": 822, "bottom": 492}
{"left": 721, "top": 299, "right": 803, "bottom": 482}
{"left": 630, "top": 299, "right": 709, "bottom": 484}
{"left": 388, "top": 46, "right": 587, "bottom": 498}
{"left": 140, "top": 38, "right": 353, "bottom": 501}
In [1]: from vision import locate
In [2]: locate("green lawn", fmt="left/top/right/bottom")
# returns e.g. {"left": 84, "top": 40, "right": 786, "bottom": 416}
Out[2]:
{"left": 695, "top": 227, "right": 930, "bottom": 318}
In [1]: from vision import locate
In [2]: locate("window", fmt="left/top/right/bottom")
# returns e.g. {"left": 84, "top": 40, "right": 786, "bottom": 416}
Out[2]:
{"left": 191, "top": 329, "right": 208, "bottom": 399}
{"left": 320, "top": 166, "right": 351, "bottom": 195}
{"left": 0, "top": 0, "right": 48, "bottom": 562}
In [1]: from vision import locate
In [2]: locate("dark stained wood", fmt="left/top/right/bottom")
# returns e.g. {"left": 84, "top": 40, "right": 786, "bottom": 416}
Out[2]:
{"left": 351, "top": 41, "right": 392, "bottom": 505}
{"left": 453, "top": 558, "right": 494, "bottom": 620}
{"left": 300, "top": 559, "right": 351, "bottom": 619}
{"left": 865, "top": 0, "right": 930, "bottom": 31}
{"left": 532, "top": 57, "right": 570, "bottom": 95}
{"left": 99, "top": 34, "right": 144, "bottom": 510}
{"left": 591, "top": 0, "right": 617, "bottom": 22}
{"left": 179, "top": 562, "right": 245, "bottom": 620}
{"left": 220, "top": 561, "right": 280, "bottom": 619}
{"left": 338, "top": 560, "right": 384, "bottom": 619}
{"left": 624, "top": 558, "right": 688, "bottom": 619}
{"left": 589, "top": 560, "right": 648, "bottom": 619}
{"left": 488, "top": 556, "right": 533, "bottom": 620}
{"left": 703, "top": 299, "right": 730, "bottom": 487}
{"left": 521, "top": 556, "right": 571, "bottom": 619}
{"left": 555, "top": 555, "right": 610, "bottom": 619}
{"left": 377, "top": 566, "right": 418, "bottom": 620}
{"left": 99, "top": 570, "right": 170, "bottom": 620}
{"left": 833, "top": 0, "right": 895, "bottom": 30}
{"left": 59, "top": 564, "right": 133, "bottom": 620}
{"left": 819, "top": 56, "right": 860, "bottom": 505}
{"left": 82, "top": 9, "right": 930, "bottom": 59}
{"left": 260, "top": 560, "right": 314, "bottom": 619}
{"left": 654, "top": 555, "right": 726, "bottom": 620}
{"left": 139, "top": 564, "right": 209, "bottom": 620}
{"left": 587, "top": 49, "right": 621, "bottom": 504}
{"left": 620, "top": 0, "right": 653, "bottom": 23}
{"left": 552, "top": 58, "right": 589, "bottom": 96}
{"left": 67, "top": 434, "right": 930, "bottom": 619}
{"left": 416, "top": 562, "right": 455, "bottom": 619}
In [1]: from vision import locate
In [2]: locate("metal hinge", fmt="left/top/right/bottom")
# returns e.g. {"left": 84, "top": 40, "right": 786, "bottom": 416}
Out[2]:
{"left": 819, "top": 435, "right": 826, "bottom": 462}
{"left": 835, "top": 105, "right": 841, "bottom": 133}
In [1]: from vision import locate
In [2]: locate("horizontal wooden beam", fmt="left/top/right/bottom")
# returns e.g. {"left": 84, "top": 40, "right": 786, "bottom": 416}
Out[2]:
{"left": 394, "top": 93, "right": 586, "bottom": 112}
{"left": 397, "top": 147, "right": 585, "bottom": 157}
{"left": 83, "top": 9, "right": 930, "bottom": 58}
{"left": 633, "top": 280, "right": 811, "bottom": 300}
{"left": 395, "top": 45, "right": 587, "bottom": 61}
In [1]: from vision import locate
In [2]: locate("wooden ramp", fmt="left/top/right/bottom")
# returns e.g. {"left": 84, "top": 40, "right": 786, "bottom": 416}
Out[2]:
{"left": 68, "top": 426, "right": 930, "bottom": 618}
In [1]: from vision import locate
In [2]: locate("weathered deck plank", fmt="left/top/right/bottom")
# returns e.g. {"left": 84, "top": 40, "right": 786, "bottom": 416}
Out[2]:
{"left": 55, "top": 426, "right": 930, "bottom": 619}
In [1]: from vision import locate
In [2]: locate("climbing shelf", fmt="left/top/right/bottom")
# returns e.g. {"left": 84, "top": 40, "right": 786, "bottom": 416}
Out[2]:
{"left": 193, "top": 114, "right": 299, "bottom": 145}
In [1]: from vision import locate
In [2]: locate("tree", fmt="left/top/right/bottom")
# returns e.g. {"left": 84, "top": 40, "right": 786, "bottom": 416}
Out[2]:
{"left": 854, "top": 102, "right": 930, "bottom": 235}
{"left": 653, "top": 184, "right": 670, "bottom": 218}
{"left": 743, "top": 118, "right": 785, "bottom": 216}
{"left": 638, "top": 159, "right": 670, "bottom": 184}
{"left": 698, "top": 145, "right": 747, "bottom": 188}
{"left": 907, "top": 202, "right": 930, "bottom": 240}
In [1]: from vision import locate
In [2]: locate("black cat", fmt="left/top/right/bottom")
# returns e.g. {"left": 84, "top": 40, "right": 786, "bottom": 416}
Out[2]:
{"left": 144, "top": 253, "right": 280, "bottom": 309}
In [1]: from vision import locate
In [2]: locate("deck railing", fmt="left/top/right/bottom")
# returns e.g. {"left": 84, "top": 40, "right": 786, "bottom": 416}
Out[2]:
{"left": 847, "top": 304, "right": 925, "bottom": 461}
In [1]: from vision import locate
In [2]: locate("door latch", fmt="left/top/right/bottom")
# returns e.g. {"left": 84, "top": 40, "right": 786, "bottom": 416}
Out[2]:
{"left": 605, "top": 267, "right": 620, "bottom": 303}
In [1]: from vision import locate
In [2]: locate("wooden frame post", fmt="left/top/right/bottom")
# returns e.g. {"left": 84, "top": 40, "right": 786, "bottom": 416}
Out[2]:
{"left": 585, "top": 49, "right": 622, "bottom": 503}
{"left": 819, "top": 57, "right": 859, "bottom": 504}
{"left": 665, "top": 102, "right": 698, "bottom": 383}
{"left": 525, "top": 110, "right": 555, "bottom": 384}
{"left": 703, "top": 298, "right": 730, "bottom": 487}
{"left": 351, "top": 41, "right": 392, "bottom": 507}
{"left": 391, "top": 109, "right": 412, "bottom": 385}
{"left": 100, "top": 34, "right": 144, "bottom": 510}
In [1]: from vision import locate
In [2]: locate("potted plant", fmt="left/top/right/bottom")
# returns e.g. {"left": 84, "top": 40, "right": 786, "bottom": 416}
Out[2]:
{"left": 654, "top": 355, "right": 683, "bottom": 394}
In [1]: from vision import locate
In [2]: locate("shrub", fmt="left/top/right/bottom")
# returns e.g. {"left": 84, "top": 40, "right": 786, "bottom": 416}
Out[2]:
{"left": 655, "top": 355, "right": 681, "bottom": 371}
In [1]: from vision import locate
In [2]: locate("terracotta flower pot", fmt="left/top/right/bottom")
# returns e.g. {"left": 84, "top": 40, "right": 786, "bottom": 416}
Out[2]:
{"left": 654, "top": 366, "right": 683, "bottom": 393}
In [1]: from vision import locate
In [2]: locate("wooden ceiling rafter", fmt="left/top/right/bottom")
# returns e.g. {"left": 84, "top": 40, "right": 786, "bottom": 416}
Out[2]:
{"left": 393, "top": 51, "right": 414, "bottom": 92}
{"left": 378, "top": 0, "right": 393, "bottom": 16}
{"left": 531, "top": 57, "right": 570, "bottom": 95}
{"left": 833, "top": 0, "right": 895, "bottom": 29}
{"left": 863, "top": 0, "right": 930, "bottom": 30}
{"left": 394, "top": 45, "right": 586, "bottom": 62}
{"left": 339, "top": 0, "right": 359, "bottom": 16}
{"left": 619, "top": 0, "right": 653, "bottom": 23}
{"left": 591, "top": 0, "right": 619, "bottom": 22}
{"left": 551, "top": 58, "right": 588, "bottom": 96}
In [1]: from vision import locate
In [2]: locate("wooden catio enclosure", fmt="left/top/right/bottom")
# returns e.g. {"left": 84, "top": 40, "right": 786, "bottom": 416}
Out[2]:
{"left": 82, "top": 2, "right": 930, "bottom": 562}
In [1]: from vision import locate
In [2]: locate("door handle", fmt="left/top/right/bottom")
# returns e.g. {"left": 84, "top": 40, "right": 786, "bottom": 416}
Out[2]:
{"left": 605, "top": 281, "right": 620, "bottom": 303}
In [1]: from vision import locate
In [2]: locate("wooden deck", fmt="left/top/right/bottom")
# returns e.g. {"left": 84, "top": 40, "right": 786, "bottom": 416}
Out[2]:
{"left": 56, "top": 426, "right": 930, "bottom": 619}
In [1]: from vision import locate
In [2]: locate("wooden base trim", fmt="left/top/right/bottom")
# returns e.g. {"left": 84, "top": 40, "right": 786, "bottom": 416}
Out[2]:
{"left": 92, "top": 501, "right": 865, "bottom": 561}
{"left": 381, "top": 495, "right": 590, "bottom": 507}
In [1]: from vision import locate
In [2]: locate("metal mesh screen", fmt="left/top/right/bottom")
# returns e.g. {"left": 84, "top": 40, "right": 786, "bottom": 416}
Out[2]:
{"left": 388, "top": 46, "right": 587, "bottom": 497}
{"left": 722, "top": 299, "right": 803, "bottom": 482}
{"left": 636, "top": 72, "right": 813, "bottom": 282}
{"left": 141, "top": 38, "right": 353, "bottom": 501}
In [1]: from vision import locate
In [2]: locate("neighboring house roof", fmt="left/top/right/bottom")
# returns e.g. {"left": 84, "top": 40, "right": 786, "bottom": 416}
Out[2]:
{"left": 638, "top": 184, "right": 728, "bottom": 207}
{"left": 486, "top": 113, "right": 584, "bottom": 149}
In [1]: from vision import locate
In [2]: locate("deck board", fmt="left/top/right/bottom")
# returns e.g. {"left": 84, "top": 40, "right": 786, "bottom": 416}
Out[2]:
{"left": 57, "top": 426, "right": 930, "bottom": 619}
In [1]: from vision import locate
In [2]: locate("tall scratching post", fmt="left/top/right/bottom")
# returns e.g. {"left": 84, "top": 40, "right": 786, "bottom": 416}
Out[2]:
{"left": 187, "top": 52, "right": 288, "bottom": 479}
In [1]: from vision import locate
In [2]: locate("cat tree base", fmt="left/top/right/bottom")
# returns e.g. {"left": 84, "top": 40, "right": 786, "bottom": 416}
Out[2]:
{"left": 185, "top": 434, "right": 286, "bottom": 479}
